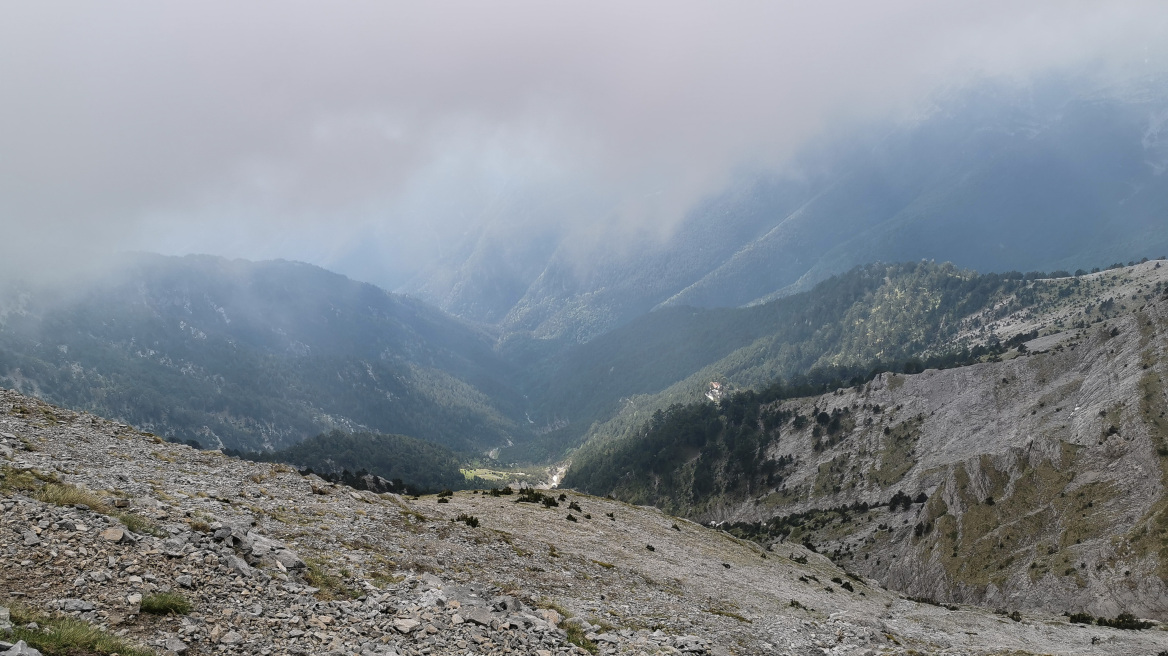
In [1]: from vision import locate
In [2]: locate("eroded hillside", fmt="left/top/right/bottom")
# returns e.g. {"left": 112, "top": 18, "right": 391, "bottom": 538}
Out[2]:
{"left": 580, "top": 261, "right": 1168, "bottom": 622}
{"left": 4, "top": 392, "right": 1168, "bottom": 654}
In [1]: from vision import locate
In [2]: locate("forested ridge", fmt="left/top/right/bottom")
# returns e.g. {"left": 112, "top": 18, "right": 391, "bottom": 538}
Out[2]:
{"left": 0, "top": 253, "right": 1148, "bottom": 473}
{"left": 227, "top": 429, "right": 472, "bottom": 493}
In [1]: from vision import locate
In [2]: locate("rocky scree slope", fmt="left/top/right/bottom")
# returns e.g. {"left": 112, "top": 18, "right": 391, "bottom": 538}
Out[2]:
{"left": 628, "top": 262, "right": 1168, "bottom": 622}
{"left": 4, "top": 394, "right": 1168, "bottom": 654}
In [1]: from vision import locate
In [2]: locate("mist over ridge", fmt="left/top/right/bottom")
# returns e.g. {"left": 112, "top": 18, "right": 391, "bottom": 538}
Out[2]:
{"left": 3, "top": 2, "right": 1168, "bottom": 296}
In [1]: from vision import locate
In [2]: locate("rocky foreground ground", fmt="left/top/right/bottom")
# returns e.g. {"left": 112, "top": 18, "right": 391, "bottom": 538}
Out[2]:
{"left": 4, "top": 389, "right": 1168, "bottom": 655}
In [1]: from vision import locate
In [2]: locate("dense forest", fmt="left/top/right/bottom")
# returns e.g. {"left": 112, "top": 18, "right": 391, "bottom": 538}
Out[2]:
{"left": 0, "top": 255, "right": 526, "bottom": 453}
{"left": 562, "top": 341, "right": 1022, "bottom": 512}
{"left": 544, "top": 261, "right": 1074, "bottom": 464}
{"left": 226, "top": 429, "right": 473, "bottom": 493}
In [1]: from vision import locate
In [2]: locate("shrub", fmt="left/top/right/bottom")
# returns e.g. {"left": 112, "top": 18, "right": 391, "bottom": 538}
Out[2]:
{"left": 140, "top": 592, "right": 193, "bottom": 615}
{"left": 454, "top": 513, "right": 479, "bottom": 528}
{"left": 516, "top": 488, "right": 558, "bottom": 507}
{"left": 1097, "top": 612, "right": 1152, "bottom": 630}
{"left": 1067, "top": 612, "right": 1094, "bottom": 624}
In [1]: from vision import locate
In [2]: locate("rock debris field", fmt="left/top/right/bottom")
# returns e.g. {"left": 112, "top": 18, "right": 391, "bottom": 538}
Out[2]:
{"left": 4, "top": 389, "right": 1168, "bottom": 655}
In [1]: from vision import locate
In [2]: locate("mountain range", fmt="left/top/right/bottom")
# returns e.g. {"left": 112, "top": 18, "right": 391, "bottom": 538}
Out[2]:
{"left": 404, "top": 74, "right": 1168, "bottom": 341}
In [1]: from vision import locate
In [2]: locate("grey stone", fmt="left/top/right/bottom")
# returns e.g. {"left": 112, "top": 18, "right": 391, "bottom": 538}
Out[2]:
{"left": 392, "top": 618, "right": 420, "bottom": 633}
{"left": 161, "top": 535, "right": 188, "bottom": 556}
{"left": 274, "top": 549, "right": 306, "bottom": 570}
{"left": 490, "top": 595, "right": 520, "bottom": 612}
{"left": 463, "top": 607, "right": 495, "bottom": 627}
{"left": 224, "top": 555, "right": 254, "bottom": 577}
{"left": 218, "top": 630, "right": 243, "bottom": 645}
{"left": 61, "top": 599, "right": 94, "bottom": 612}
{"left": 21, "top": 531, "right": 39, "bottom": 547}
{"left": 164, "top": 636, "right": 189, "bottom": 654}
{"left": 175, "top": 575, "right": 193, "bottom": 588}
{"left": 2, "top": 640, "right": 43, "bottom": 656}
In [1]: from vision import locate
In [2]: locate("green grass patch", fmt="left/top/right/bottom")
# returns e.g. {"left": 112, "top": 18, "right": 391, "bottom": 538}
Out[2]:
{"left": 303, "top": 558, "right": 360, "bottom": 600}
{"left": 0, "top": 468, "right": 166, "bottom": 537}
{"left": 705, "top": 606, "right": 752, "bottom": 623}
{"left": 4, "top": 599, "right": 155, "bottom": 656}
{"left": 564, "top": 624, "right": 598, "bottom": 654}
{"left": 869, "top": 415, "right": 924, "bottom": 488}
{"left": 112, "top": 511, "right": 166, "bottom": 537}
{"left": 139, "top": 592, "right": 193, "bottom": 615}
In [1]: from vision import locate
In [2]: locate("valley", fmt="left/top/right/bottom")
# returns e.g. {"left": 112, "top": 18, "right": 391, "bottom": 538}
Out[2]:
{"left": 4, "top": 389, "right": 1168, "bottom": 655}
{"left": 568, "top": 261, "right": 1168, "bottom": 623}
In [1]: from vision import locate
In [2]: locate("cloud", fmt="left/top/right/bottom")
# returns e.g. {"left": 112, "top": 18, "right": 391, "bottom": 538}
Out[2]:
{"left": 1, "top": 1, "right": 1166, "bottom": 287}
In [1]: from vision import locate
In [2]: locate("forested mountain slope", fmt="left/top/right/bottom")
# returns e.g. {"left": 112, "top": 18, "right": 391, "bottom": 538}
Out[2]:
{"left": 544, "top": 260, "right": 1154, "bottom": 462}
{"left": 566, "top": 260, "right": 1168, "bottom": 620}
{"left": 0, "top": 254, "right": 529, "bottom": 453}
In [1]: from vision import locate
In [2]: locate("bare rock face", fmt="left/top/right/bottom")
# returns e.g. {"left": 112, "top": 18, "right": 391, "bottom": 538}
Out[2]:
{"left": 692, "top": 263, "right": 1168, "bottom": 622}
{"left": 2, "top": 390, "right": 1168, "bottom": 654}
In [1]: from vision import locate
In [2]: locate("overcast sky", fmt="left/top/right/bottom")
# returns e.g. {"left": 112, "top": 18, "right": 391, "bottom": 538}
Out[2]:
{"left": 2, "top": 2, "right": 1167, "bottom": 287}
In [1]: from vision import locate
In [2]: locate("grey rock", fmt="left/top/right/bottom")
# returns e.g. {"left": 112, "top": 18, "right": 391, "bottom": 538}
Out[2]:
{"left": 61, "top": 599, "right": 94, "bottom": 612}
{"left": 175, "top": 575, "right": 193, "bottom": 588}
{"left": 463, "top": 607, "right": 495, "bottom": 627}
{"left": 161, "top": 535, "right": 188, "bottom": 556}
{"left": 223, "top": 555, "right": 254, "bottom": 577}
{"left": 2, "top": 640, "right": 43, "bottom": 656}
{"left": 218, "top": 630, "right": 243, "bottom": 645}
{"left": 274, "top": 548, "right": 306, "bottom": 570}
{"left": 392, "top": 618, "right": 420, "bottom": 633}
{"left": 164, "top": 636, "right": 189, "bottom": 654}
{"left": 490, "top": 595, "right": 521, "bottom": 612}
{"left": 21, "top": 531, "right": 39, "bottom": 547}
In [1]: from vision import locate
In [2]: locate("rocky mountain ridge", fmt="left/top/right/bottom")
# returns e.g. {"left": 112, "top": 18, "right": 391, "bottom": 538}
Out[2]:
{"left": 585, "top": 261, "right": 1168, "bottom": 625}
{"left": 5, "top": 390, "right": 1168, "bottom": 654}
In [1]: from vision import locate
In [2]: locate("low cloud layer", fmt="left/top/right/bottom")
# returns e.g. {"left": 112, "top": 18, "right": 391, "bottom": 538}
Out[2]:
{"left": 2, "top": 2, "right": 1166, "bottom": 287}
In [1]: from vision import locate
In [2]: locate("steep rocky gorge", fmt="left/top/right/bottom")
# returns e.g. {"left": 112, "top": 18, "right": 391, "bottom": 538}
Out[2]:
{"left": 701, "top": 264, "right": 1168, "bottom": 621}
